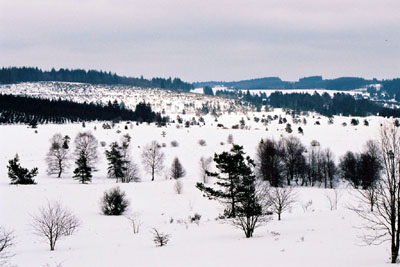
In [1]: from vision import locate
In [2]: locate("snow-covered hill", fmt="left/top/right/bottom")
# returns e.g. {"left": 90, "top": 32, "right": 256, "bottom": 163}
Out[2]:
{"left": 0, "top": 82, "right": 394, "bottom": 267}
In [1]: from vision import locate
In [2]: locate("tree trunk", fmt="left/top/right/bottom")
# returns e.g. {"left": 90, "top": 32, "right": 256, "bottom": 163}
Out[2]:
{"left": 58, "top": 159, "right": 62, "bottom": 178}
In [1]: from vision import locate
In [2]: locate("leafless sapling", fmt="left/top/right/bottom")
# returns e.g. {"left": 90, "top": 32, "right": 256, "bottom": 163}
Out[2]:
{"left": 141, "top": 141, "right": 165, "bottom": 181}
{"left": 32, "top": 201, "right": 80, "bottom": 251}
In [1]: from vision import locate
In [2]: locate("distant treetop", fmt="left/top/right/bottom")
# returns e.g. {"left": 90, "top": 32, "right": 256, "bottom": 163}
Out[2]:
{"left": 0, "top": 67, "right": 193, "bottom": 91}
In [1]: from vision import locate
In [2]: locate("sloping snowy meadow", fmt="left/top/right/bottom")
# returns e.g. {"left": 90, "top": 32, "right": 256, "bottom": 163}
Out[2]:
{"left": 0, "top": 84, "right": 394, "bottom": 266}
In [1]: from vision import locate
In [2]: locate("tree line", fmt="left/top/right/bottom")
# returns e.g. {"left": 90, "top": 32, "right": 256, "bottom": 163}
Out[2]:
{"left": 0, "top": 67, "right": 193, "bottom": 91}
{"left": 214, "top": 89, "right": 400, "bottom": 117}
{"left": 0, "top": 94, "right": 166, "bottom": 125}
{"left": 195, "top": 76, "right": 378, "bottom": 90}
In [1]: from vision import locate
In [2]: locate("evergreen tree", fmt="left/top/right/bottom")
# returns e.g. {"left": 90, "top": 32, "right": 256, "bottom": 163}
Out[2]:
{"left": 7, "top": 154, "right": 38, "bottom": 184}
{"left": 105, "top": 142, "right": 127, "bottom": 183}
{"left": 231, "top": 160, "right": 266, "bottom": 238}
{"left": 73, "top": 151, "right": 92, "bottom": 184}
{"left": 170, "top": 157, "right": 186, "bottom": 179}
{"left": 196, "top": 145, "right": 253, "bottom": 218}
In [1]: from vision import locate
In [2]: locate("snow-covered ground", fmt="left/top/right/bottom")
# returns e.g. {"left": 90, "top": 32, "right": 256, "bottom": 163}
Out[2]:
{"left": 0, "top": 83, "right": 394, "bottom": 266}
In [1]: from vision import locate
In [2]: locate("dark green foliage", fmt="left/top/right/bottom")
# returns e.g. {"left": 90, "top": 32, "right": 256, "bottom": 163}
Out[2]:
{"left": 339, "top": 143, "right": 381, "bottom": 189}
{"left": 7, "top": 154, "right": 37, "bottom": 184}
{"left": 233, "top": 167, "right": 264, "bottom": 238}
{"left": 256, "top": 139, "right": 284, "bottom": 187}
{"left": 285, "top": 123, "right": 292, "bottom": 133}
{"left": 105, "top": 142, "right": 127, "bottom": 182}
{"left": 0, "top": 94, "right": 166, "bottom": 125}
{"left": 195, "top": 76, "right": 372, "bottom": 90}
{"left": 196, "top": 145, "right": 255, "bottom": 218}
{"left": 101, "top": 187, "right": 129, "bottom": 216}
{"left": 73, "top": 151, "right": 92, "bottom": 184}
{"left": 351, "top": 118, "right": 359, "bottom": 126}
{"left": 203, "top": 86, "right": 214, "bottom": 96}
{"left": 0, "top": 67, "right": 193, "bottom": 91}
{"left": 170, "top": 157, "right": 186, "bottom": 179}
{"left": 196, "top": 145, "right": 267, "bottom": 237}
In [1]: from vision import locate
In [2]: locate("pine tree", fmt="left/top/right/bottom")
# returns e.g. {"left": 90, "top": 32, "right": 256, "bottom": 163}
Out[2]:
{"left": 196, "top": 144, "right": 253, "bottom": 218}
{"left": 73, "top": 151, "right": 92, "bottom": 184}
{"left": 196, "top": 145, "right": 269, "bottom": 237}
{"left": 7, "top": 154, "right": 38, "bottom": 184}
{"left": 170, "top": 157, "right": 186, "bottom": 179}
{"left": 233, "top": 166, "right": 265, "bottom": 238}
{"left": 105, "top": 142, "right": 127, "bottom": 183}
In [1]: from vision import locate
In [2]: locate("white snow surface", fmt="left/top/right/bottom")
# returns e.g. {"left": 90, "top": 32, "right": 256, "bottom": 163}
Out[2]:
{"left": 0, "top": 83, "right": 394, "bottom": 266}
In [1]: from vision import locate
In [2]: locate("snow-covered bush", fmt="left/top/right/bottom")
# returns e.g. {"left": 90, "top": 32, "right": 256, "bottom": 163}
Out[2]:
{"left": 101, "top": 187, "right": 129, "bottom": 216}
{"left": 152, "top": 228, "right": 170, "bottom": 247}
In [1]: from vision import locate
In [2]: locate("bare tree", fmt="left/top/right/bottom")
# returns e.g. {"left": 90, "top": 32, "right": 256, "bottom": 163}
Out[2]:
{"left": 268, "top": 187, "right": 296, "bottom": 221}
{"left": 126, "top": 213, "right": 142, "bottom": 234}
{"left": 321, "top": 148, "right": 336, "bottom": 188}
{"left": 199, "top": 156, "right": 212, "bottom": 183}
{"left": 32, "top": 201, "right": 80, "bottom": 251}
{"left": 74, "top": 131, "right": 98, "bottom": 170}
{"left": 325, "top": 189, "right": 341, "bottom": 211}
{"left": 123, "top": 160, "right": 141, "bottom": 183}
{"left": 141, "top": 141, "right": 165, "bottom": 181}
{"left": 174, "top": 179, "right": 183, "bottom": 194}
{"left": 281, "top": 136, "right": 306, "bottom": 186}
{"left": 46, "top": 134, "right": 71, "bottom": 178}
{"left": 352, "top": 122, "right": 400, "bottom": 263}
{"left": 0, "top": 227, "right": 14, "bottom": 264}
{"left": 227, "top": 134, "right": 234, "bottom": 144}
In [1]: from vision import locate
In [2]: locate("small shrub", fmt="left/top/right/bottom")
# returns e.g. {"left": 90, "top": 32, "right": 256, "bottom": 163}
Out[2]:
{"left": 227, "top": 134, "right": 234, "bottom": 144}
{"left": 350, "top": 118, "right": 359, "bottom": 126}
{"left": 285, "top": 123, "right": 292, "bottom": 133}
{"left": 174, "top": 179, "right": 183, "bottom": 194}
{"left": 100, "top": 141, "right": 107, "bottom": 147}
{"left": 189, "top": 213, "right": 202, "bottom": 224}
{"left": 152, "top": 228, "right": 170, "bottom": 247}
{"left": 102, "top": 123, "right": 112, "bottom": 129}
{"left": 126, "top": 213, "right": 142, "bottom": 234}
{"left": 198, "top": 139, "right": 207, "bottom": 146}
{"left": 170, "top": 140, "right": 179, "bottom": 147}
{"left": 101, "top": 187, "right": 129, "bottom": 215}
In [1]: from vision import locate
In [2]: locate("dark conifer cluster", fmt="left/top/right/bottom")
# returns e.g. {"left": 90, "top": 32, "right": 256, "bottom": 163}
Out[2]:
{"left": 0, "top": 95, "right": 166, "bottom": 125}
{"left": 0, "top": 67, "right": 193, "bottom": 91}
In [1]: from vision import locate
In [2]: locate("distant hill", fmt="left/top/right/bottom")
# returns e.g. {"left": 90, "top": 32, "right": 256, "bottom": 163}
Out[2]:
{"left": 194, "top": 76, "right": 378, "bottom": 91}
{"left": 0, "top": 67, "right": 193, "bottom": 91}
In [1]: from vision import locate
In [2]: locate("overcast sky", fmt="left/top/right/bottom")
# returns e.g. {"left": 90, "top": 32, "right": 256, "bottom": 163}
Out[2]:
{"left": 1, "top": 0, "right": 399, "bottom": 82}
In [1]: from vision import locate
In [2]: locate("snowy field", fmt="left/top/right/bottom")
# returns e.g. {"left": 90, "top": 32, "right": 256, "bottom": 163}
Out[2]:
{"left": 0, "top": 84, "right": 394, "bottom": 266}
{"left": 0, "top": 111, "right": 392, "bottom": 267}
